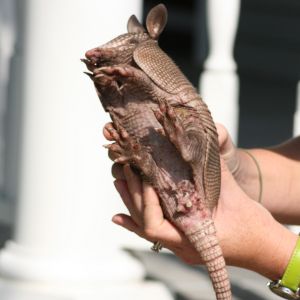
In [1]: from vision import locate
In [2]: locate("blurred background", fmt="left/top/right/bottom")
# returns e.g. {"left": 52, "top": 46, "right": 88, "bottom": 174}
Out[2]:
{"left": 0, "top": 0, "right": 299, "bottom": 299}
{"left": 144, "top": 0, "right": 300, "bottom": 147}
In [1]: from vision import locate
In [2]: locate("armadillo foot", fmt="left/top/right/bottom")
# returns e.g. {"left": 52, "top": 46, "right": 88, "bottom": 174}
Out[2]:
{"left": 109, "top": 121, "right": 158, "bottom": 179}
{"left": 98, "top": 65, "right": 135, "bottom": 77}
{"left": 86, "top": 69, "right": 122, "bottom": 101}
{"left": 154, "top": 102, "right": 183, "bottom": 142}
{"left": 98, "top": 64, "right": 155, "bottom": 92}
{"left": 154, "top": 103, "right": 199, "bottom": 163}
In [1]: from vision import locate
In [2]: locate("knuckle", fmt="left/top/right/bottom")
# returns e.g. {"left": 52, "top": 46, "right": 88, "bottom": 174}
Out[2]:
{"left": 143, "top": 227, "right": 157, "bottom": 240}
{"left": 108, "top": 150, "right": 118, "bottom": 161}
{"left": 111, "top": 163, "right": 125, "bottom": 179}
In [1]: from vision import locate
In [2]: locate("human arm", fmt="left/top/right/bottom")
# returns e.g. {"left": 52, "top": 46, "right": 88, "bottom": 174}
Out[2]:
{"left": 103, "top": 122, "right": 299, "bottom": 279}
{"left": 217, "top": 125, "right": 300, "bottom": 225}
{"left": 112, "top": 163, "right": 298, "bottom": 281}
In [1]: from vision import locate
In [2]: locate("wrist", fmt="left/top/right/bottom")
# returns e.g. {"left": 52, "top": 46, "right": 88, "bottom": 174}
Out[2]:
{"left": 222, "top": 194, "right": 297, "bottom": 279}
{"left": 217, "top": 160, "right": 298, "bottom": 280}
{"left": 242, "top": 205, "right": 298, "bottom": 280}
{"left": 268, "top": 235, "right": 300, "bottom": 299}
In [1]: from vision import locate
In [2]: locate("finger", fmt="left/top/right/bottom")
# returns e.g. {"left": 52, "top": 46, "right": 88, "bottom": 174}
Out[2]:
{"left": 215, "top": 123, "right": 230, "bottom": 153}
{"left": 112, "top": 213, "right": 178, "bottom": 248}
{"left": 216, "top": 123, "right": 235, "bottom": 156}
{"left": 112, "top": 212, "right": 202, "bottom": 265}
{"left": 107, "top": 143, "right": 123, "bottom": 161}
{"left": 114, "top": 179, "right": 142, "bottom": 225}
{"left": 123, "top": 164, "right": 143, "bottom": 215}
{"left": 141, "top": 183, "right": 190, "bottom": 245}
{"left": 142, "top": 182, "right": 164, "bottom": 229}
{"left": 111, "top": 163, "right": 125, "bottom": 179}
{"left": 112, "top": 214, "right": 143, "bottom": 237}
{"left": 112, "top": 213, "right": 141, "bottom": 234}
{"left": 216, "top": 123, "right": 239, "bottom": 173}
{"left": 103, "top": 122, "right": 119, "bottom": 141}
{"left": 103, "top": 122, "right": 115, "bottom": 140}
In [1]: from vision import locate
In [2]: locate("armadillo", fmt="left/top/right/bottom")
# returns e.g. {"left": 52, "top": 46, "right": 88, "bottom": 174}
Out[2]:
{"left": 82, "top": 4, "right": 231, "bottom": 300}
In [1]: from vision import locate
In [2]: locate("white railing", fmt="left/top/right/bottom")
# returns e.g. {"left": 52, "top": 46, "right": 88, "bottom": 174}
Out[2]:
{"left": 199, "top": 0, "right": 241, "bottom": 144}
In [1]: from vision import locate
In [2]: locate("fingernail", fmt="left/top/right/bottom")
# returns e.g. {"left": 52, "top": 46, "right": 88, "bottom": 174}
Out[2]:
{"left": 111, "top": 215, "right": 119, "bottom": 224}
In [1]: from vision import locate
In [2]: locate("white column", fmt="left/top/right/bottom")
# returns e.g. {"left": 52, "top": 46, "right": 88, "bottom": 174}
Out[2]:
{"left": 293, "top": 81, "right": 300, "bottom": 136}
{"left": 0, "top": 0, "right": 16, "bottom": 223}
{"left": 0, "top": 1, "right": 172, "bottom": 299}
{"left": 290, "top": 81, "right": 300, "bottom": 234}
{"left": 199, "top": 0, "right": 241, "bottom": 143}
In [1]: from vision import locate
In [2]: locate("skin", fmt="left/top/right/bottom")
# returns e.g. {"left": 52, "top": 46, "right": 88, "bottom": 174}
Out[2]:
{"left": 103, "top": 123, "right": 299, "bottom": 281}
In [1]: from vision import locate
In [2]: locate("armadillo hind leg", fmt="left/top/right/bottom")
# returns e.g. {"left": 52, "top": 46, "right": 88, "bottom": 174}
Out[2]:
{"left": 187, "top": 219, "right": 232, "bottom": 300}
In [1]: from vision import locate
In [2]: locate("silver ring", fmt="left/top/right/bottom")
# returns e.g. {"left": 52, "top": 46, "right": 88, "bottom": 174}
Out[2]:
{"left": 151, "top": 241, "right": 163, "bottom": 252}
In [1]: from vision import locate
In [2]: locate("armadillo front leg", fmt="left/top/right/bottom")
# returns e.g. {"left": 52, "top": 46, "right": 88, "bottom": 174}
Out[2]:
{"left": 97, "top": 64, "right": 158, "bottom": 97}
{"left": 154, "top": 103, "right": 206, "bottom": 167}
{"left": 154, "top": 103, "right": 207, "bottom": 194}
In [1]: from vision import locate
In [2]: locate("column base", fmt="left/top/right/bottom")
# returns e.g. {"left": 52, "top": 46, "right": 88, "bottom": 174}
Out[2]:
{"left": 0, "top": 278, "right": 173, "bottom": 300}
{"left": 0, "top": 241, "right": 173, "bottom": 300}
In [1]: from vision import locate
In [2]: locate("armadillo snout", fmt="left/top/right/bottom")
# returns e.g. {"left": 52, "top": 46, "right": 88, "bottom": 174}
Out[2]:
{"left": 85, "top": 48, "right": 101, "bottom": 64}
{"left": 85, "top": 47, "right": 117, "bottom": 67}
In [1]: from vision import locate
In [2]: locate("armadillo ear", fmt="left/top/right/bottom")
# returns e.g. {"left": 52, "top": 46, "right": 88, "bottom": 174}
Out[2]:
{"left": 146, "top": 4, "right": 168, "bottom": 39}
{"left": 127, "top": 15, "right": 146, "bottom": 34}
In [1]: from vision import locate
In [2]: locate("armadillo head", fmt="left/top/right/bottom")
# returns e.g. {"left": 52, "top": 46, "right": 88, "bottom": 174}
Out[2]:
{"left": 84, "top": 4, "right": 168, "bottom": 67}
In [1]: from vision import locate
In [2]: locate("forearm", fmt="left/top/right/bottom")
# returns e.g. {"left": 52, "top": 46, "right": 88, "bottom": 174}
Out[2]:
{"left": 236, "top": 206, "right": 298, "bottom": 280}
{"left": 212, "top": 161, "right": 299, "bottom": 280}
{"left": 235, "top": 138, "right": 300, "bottom": 224}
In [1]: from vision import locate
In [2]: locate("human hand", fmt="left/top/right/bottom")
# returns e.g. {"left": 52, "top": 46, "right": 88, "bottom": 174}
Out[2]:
{"left": 103, "top": 122, "right": 297, "bottom": 277}
{"left": 112, "top": 165, "right": 200, "bottom": 264}
{"left": 111, "top": 161, "right": 296, "bottom": 280}
{"left": 216, "top": 124, "right": 263, "bottom": 202}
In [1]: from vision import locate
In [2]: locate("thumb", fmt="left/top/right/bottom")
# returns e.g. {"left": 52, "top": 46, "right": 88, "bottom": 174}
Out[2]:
{"left": 216, "top": 123, "right": 239, "bottom": 174}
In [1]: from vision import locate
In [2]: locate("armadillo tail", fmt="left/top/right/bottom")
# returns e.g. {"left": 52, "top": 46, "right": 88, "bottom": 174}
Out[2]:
{"left": 187, "top": 219, "right": 232, "bottom": 300}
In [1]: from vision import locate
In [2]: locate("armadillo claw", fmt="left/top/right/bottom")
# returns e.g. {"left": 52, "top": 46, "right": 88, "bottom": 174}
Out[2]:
{"left": 152, "top": 109, "right": 164, "bottom": 122}
{"left": 153, "top": 127, "right": 165, "bottom": 136}
{"left": 81, "top": 58, "right": 95, "bottom": 72}
{"left": 103, "top": 123, "right": 120, "bottom": 141}
{"left": 154, "top": 104, "right": 183, "bottom": 144}
{"left": 83, "top": 71, "right": 93, "bottom": 79}
{"left": 103, "top": 143, "right": 124, "bottom": 162}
